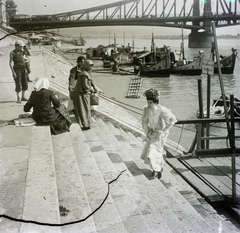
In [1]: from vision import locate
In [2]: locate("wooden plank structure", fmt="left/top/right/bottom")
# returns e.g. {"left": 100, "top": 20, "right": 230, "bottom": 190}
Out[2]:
{"left": 125, "top": 77, "right": 142, "bottom": 98}
{"left": 164, "top": 22, "right": 240, "bottom": 222}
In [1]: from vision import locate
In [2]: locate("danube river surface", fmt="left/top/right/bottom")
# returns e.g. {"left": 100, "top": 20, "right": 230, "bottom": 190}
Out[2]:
{"left": 64, "top": 37, "right": 240, "bottom": 150}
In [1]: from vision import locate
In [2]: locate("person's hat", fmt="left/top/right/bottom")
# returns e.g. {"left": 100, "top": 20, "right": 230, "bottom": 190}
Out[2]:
{"left": 15, "top": 40, "right": 25, "bottom": 46}
{"left": 86, "top": 60, "right": 94, "bottom": 66}
{"left": 82, "top": 60, "right": 94, "bottom": 71}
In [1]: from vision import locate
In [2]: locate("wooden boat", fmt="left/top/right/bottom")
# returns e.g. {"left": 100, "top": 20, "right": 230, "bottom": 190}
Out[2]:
{"left": 133, "top": 34, "right": 171, "bottom": 77}
{"left": 170, "top": 26, "right": 204, "bottom": 75}
{"left": 198, "top": 96, "right": 240, "bottom": 118}
{"left": 170, "top": 50, "right": 204, "bottom": 75}
{"left": 214, "top": 48, "right": 238, "bottom": 74}
{"left": 117, "top": 68, "right": 135, "bottom": 75}
{"left": 170, "top": 48, "right": 237, "bottom": 76}
{"left": 170, "top": 24, "right": 237, "bottom": 75}
{"left": 72, "top": 34, "right": 86, "bottom": 46}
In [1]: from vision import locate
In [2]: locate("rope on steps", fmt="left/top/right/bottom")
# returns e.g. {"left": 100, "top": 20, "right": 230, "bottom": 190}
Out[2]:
{"left": 0, "top": 169, "right": 126, "bottom": 227}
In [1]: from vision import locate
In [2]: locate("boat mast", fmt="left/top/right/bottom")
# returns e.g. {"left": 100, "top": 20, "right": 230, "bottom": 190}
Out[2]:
{"left": 114, "top": 33, "right": 117, "bottom": 52}
{"left": 132, "top": 34, "right": 135, "bottom": 53}
{"left": 151, "top": 33, "right": 156, "bottom": 63}
{"left": 181, "top": 22, "right": 185, "bottom": 60}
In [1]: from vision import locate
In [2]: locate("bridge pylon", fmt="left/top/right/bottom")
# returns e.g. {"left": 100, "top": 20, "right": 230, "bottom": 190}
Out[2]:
{"left": 188, "top": 0, "right": 212, "bottom": 48}
{"left": 188, "top": 29, "right": 212, "bottom": 48}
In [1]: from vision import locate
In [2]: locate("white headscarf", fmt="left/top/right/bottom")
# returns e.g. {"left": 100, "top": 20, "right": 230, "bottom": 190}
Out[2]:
{"left": 34, "top": 78, "right": 50, "bottom": 91}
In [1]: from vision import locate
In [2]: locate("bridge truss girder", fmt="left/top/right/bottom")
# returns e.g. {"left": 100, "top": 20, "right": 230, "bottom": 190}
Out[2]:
{"left": 8, "top": 0, "right": 240, "bottom": 32}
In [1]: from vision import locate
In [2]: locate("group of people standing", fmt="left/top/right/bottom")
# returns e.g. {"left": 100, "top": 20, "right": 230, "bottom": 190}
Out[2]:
{"left": 9, "top": 40, "right": 177, "bottom": 180}
{"left": 68, "top": 55, "right": 97, "bottom": 130}
{"left": 9, "top": 40, "right": 97, "bottom": 134}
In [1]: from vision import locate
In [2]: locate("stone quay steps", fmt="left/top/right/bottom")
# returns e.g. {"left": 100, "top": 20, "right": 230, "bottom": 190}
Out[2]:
{"left": 100, "top": 119, "right": 240, "bottom": 232}
{"left": 90, "top": 117, "right": 237, "bottom": 233}
{"left": 0, "top": 126, "right": 61, "bottom": 233}
{"left": 1, "top": 119, "right": 240, "bottom": 232}
{"left": 41, "top": 47, "right": 72, "bottom": 82}
{"left": 40, "top": 47, "right": 185, "bottom": 155}
{"left": 1, "top": 35, "right": 239, "bottom": 232}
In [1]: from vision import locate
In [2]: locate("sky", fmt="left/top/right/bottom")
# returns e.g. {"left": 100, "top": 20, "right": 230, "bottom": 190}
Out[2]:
{"left": 13, "top": 0, "right": 240, "bottom": 36}
{"left": 15, "top": 0, "right": 119, "bottom": 15}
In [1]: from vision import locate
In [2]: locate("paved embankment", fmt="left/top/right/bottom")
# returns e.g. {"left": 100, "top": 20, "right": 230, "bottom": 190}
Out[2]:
{"left": 0, "top": 37, "right": 240, "bottom": 232}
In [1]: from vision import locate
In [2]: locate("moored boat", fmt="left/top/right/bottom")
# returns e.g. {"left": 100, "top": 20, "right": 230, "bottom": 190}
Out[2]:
{"left": 72, "top": 34, "right": 86, "bottom": 46}
{"left": 133, "top": 34, "right": 171, "bottom": 77}
{"left": 133, "top": 51, "right": 171, "bottom": 77}
{"left": 198, "top": 96, "right": 240, "bottom": 118}
{"left": 170, "top": 26, "right": 204, "bottom": 76}
{"left": 170, "top": 50, "right": 204, "bottom": 75}
{"left": 214, "top": 48, "right": 238, "bottom": 74}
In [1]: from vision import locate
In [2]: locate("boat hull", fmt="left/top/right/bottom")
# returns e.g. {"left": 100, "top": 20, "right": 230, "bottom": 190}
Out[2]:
{"left": 134, "top": 62, "right": 171, "bottom": 77}
{"left": 133, "top": 44, "right": 172, "bottom": 77}
{"left": 170, "top": 51, "right": 203, "bottom": 76}
{"left": 198, "top": 96, "right": 240, "bottom": 118}
{"left": 214, "top": 48, "right": 237, "bottom": 74}
{"left": 171, "top": 69, "right": 202, "bottom": 75}
{"left": 137, "top": 67, "right": 171, "bottom": 77}
{"left": 171, "top": 64, "right": 202, "bottom": 75}
{"left": 134, "top": 56, "right": 171, "bottom": 77}
{"left": 170, "top": 48, "right": 237, "bottom": 75}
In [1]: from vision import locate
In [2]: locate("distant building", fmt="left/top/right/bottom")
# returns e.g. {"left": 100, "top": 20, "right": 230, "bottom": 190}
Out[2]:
{"left": 0, "top": 0, "right": 7, "bottom": 27}
{"left": 112, "top": 52, "right": 132, "bottom": 65}
{"left": 5, "top": 0, "right": 17, "bottom": 26}
{"left": 86, "top": 45, "right": 106, "bottom": 58}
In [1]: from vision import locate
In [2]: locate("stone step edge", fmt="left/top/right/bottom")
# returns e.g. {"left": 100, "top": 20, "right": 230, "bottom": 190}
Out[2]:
{"left": 51, "top": 128, "right": 97, "bottom": 232}
{"left": 20, "top": 126, "right": 61, "bottom": 232}
{"left": 47, "top": 73, "right": 185, "bottom": 155}
{"left": 95, "top": 117, "right": 209, "bottom": 233}
{"left": 69, "top": 123, "right": 130, "bottom": 232}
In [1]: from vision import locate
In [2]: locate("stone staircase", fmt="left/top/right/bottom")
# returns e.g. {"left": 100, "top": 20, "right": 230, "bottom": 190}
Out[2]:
{"left": 39, "top": 47, "right": 185, "bottom": 155}
{"left": 1, "top": 118, "right": 240, "bottom": 233}
{"left": 1, "top": 45, "right": 239, "bottom": 232}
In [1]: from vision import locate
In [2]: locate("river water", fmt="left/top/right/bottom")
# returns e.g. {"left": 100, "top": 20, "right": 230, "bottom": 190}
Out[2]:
{"left": 64, "top": 37, "right": 240, "bottom": 150}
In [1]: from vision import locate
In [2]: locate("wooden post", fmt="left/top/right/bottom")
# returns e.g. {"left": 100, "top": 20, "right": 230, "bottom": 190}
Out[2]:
{"left": 212, "top": 22, "right": 232, "bottom": 147}
{"left": 230, "top": 95, "right": 236, "bottom": 203}
{"left": 206, "top": 74, "right": 211, "bottom": 149}
{"left": 230, "top": 95, "right": 236, "bottom": 150}
{"left": 197, "top": 79, "right": 205, "bottom": 149}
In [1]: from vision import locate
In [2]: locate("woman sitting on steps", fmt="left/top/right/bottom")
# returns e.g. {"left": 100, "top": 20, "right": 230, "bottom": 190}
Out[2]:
{"left": 23, "top": 78, "right": 71, "bottom": 135}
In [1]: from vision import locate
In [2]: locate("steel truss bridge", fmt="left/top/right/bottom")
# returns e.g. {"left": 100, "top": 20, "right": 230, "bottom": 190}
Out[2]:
{"left": 9, "top": 0, "right": 240, "bottom": 32}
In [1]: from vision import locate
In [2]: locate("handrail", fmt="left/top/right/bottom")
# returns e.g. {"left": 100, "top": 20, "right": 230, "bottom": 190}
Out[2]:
{"left": 175, "top": 117, "right": 240, "bottom": 124}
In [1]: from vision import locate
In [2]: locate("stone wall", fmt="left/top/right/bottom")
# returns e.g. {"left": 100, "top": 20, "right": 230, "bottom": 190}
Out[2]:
{"left": 0, "top": 28, "right": 26, "bottom": 47}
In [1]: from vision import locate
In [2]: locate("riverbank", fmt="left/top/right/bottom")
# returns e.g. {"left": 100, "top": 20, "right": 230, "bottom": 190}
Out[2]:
{"left": 1, "top": 31, "right": 240, "bottom": 232}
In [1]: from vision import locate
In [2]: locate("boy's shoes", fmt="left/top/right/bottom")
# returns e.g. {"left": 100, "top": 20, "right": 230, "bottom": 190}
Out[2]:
{"left": 17, "top": 98, "right": 21, "bottom": 103}
{"left": 21, "top": 98, "right": 28, "bottom": 101}
{"left": 81, "top": 127, "right": 91, "bottom": 131}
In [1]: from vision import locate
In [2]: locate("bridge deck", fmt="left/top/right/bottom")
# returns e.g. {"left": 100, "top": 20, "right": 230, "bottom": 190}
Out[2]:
{"left": 7, "top": 0, "right": 240, "bottom": 31}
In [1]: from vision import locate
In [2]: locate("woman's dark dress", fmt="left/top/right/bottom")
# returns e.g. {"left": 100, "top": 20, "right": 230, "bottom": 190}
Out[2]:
{"left": 24, "top": 89, "right": 71, "bottom": 135}
{"left": 72, "top": 71, "right": 92, "bottom": 128}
